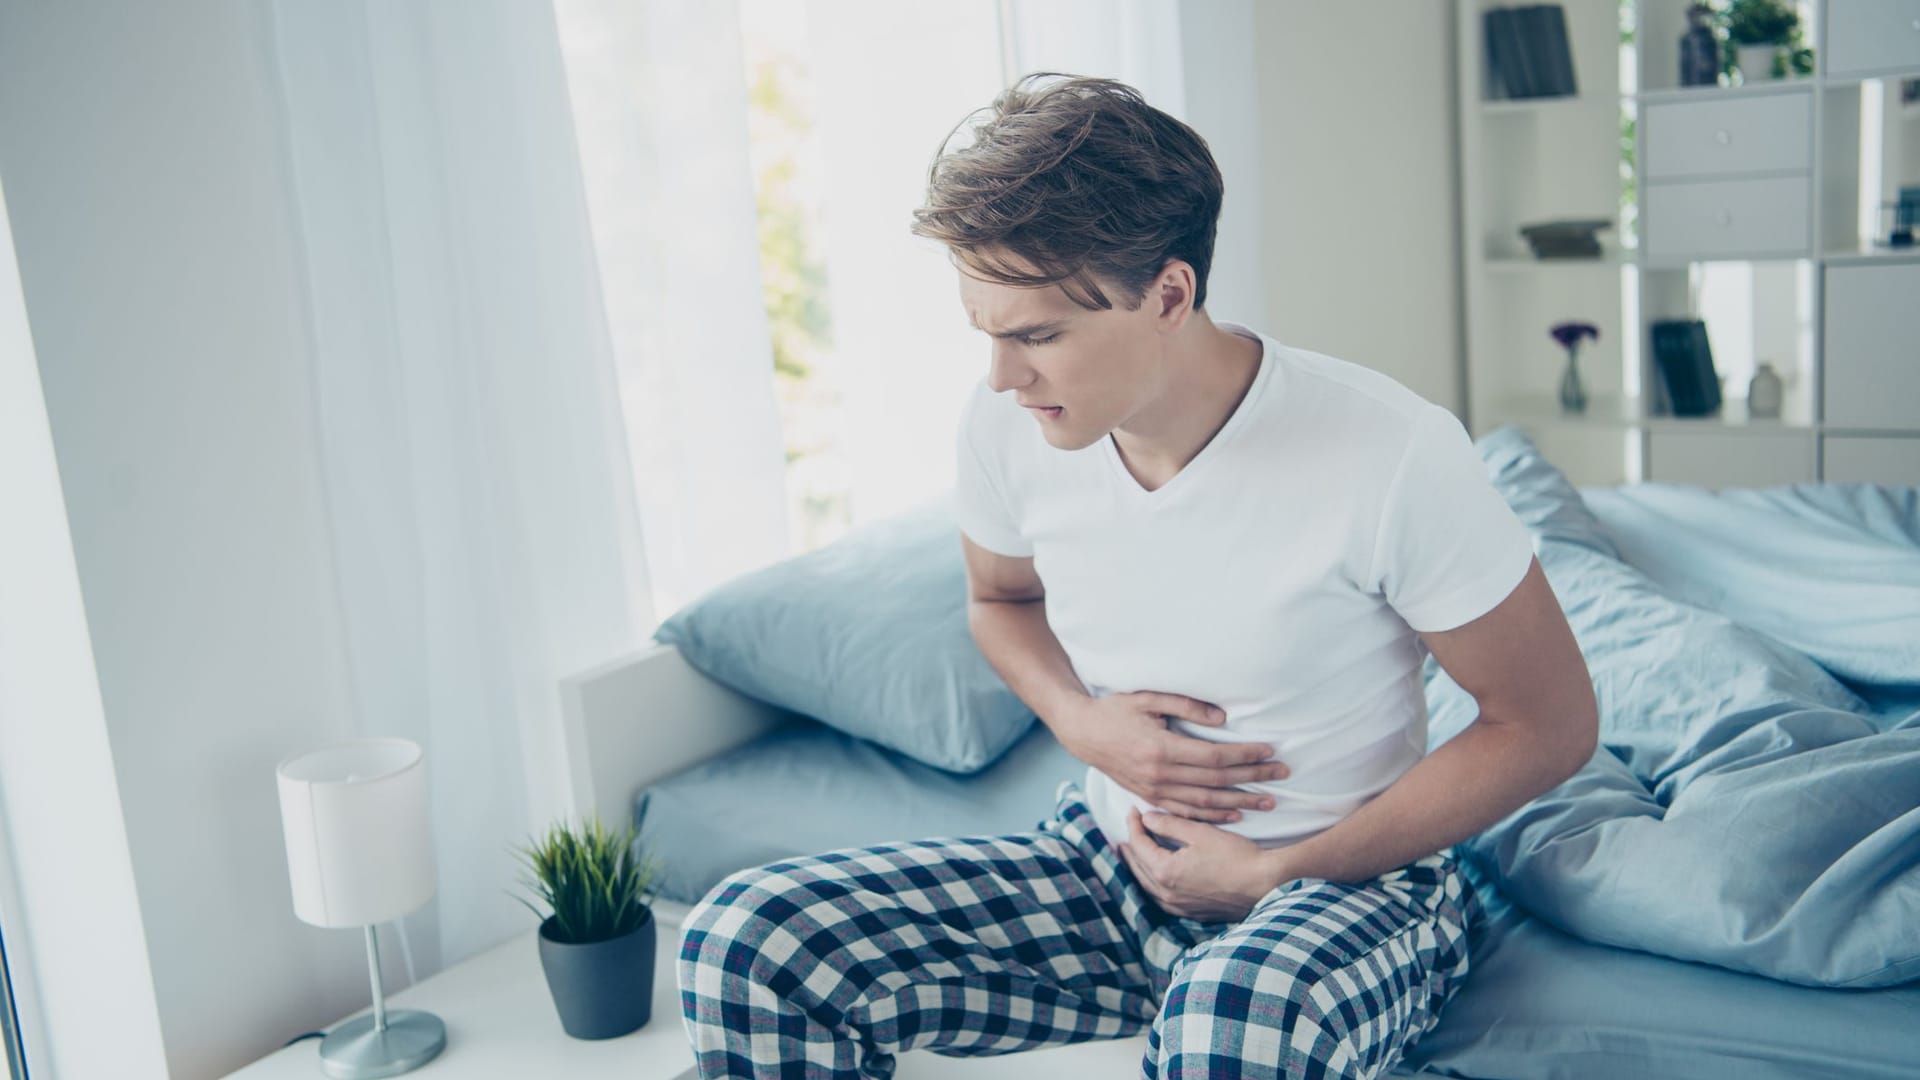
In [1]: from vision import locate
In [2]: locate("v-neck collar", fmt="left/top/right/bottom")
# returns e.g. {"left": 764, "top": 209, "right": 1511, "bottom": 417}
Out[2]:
{"left": 1099, "top": 322, "right": 1273, "bottom": 504}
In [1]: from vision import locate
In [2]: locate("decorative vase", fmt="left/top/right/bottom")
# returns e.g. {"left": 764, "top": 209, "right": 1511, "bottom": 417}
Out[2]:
{"left": 1748, "top": 361, "right": 1784, "bottom": 419}
{"left": 1679, "top": 7, "right": 1719, "bottom": 86}
{"left": 1558, "top": 344, "right": 1589, "bottom": 414}
{"left": 537, "top": 910, "right": 656, "bottom": 1039}
{"left": 1736, "top": 44, "right": 1779, "bottom": 82}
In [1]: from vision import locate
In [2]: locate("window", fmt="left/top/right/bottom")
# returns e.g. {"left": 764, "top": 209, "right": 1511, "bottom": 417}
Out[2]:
{"left": 739, "top": 0, "right": 1006, "bottom": 552}
{"left": 739, "top": 1, "right": 846, "bottom": 551}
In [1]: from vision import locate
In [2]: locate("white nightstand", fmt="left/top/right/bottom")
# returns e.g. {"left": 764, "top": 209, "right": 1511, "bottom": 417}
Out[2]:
{"left": 227, "top": 902, "right": 1152, "bottom": 1080}
{"left": 225, "top": 905, "right": 698, "bottom": 1080}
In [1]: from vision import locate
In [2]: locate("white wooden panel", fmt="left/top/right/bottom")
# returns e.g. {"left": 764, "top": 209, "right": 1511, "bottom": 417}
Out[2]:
{"left": 1515, "top": 425, "right": 1634, "bottom": 487}
{"left": 1822, "top": 262, "right": 1920, "bottom": 431}
{"left": 1825, "top": 0, "right": 1920, "bottom": 76}
{"left": 1648, "top": 430, "right": 1815, "bottom": 487}
{"left": 1643, "top": 176, "right": 1811, "bottom": 264}
{"left": 558, "top": 644, "right": 791, "bottom": 830}
{"left": 1823, "top": 436, "right": 1920, "bottom": 485}
{"left": 1644, "top": 92, "right": 1811, "bottom": 179}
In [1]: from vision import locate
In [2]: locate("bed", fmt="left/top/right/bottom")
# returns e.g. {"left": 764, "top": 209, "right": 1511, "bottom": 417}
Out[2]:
{"left": 557, "top": 429, "right": 1919, "bottom": 1078}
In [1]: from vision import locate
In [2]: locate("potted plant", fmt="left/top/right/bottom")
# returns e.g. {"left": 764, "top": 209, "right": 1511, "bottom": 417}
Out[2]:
{"left": 510, "top": 815, "right": 660, "bottom": 1039}
{"left": 1717, "top": 0, "right": 1813, "bottom": 83}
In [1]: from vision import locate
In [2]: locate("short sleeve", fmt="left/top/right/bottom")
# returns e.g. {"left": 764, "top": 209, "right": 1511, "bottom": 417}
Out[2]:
{"left": 1366, "top": 405, "right": 1535, "bottom": 633}
{"left": 953, "top": 386, "right": 1033, "bottom": 557}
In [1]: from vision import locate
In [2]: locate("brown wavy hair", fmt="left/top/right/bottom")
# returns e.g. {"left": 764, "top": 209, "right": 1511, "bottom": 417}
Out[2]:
{"left": 909, "top": 72, "right": 1225, "bottom": 313}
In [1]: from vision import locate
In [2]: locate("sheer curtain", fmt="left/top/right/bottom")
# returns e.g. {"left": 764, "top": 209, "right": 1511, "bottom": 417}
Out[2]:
{"left": 553, "top": 0, "right": 791, "bottom": 617}
{"left": 267, "top": 0, "right": 785, "bottom": 971}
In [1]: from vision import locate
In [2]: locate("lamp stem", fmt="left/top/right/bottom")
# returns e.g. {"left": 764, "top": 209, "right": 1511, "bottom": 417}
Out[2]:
{"left": 363, "top": 925, "right": 387, "bottom": 1033}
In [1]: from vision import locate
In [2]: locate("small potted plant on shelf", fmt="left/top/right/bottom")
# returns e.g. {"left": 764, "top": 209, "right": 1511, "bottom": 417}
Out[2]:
{"left": 510, "top": 814, "right": 661, "bottom": 1039}
{"left": 1718, "top": 0, "right": 1814, "bottom": 84}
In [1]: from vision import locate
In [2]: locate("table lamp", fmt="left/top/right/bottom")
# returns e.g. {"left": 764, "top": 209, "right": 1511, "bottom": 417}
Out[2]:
{"left": 276, "top": 738, "right": 445, "bottom": 1078}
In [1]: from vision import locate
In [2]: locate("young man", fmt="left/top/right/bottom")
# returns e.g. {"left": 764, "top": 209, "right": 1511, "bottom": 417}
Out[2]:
{"left": 680, "top": 73, "right": 1598, "bottom": 1079}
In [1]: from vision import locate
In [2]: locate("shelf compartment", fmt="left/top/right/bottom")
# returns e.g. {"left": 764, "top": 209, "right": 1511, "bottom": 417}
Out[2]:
{"left": 1642, "top": 176, "right": 1812, "bottom": 264}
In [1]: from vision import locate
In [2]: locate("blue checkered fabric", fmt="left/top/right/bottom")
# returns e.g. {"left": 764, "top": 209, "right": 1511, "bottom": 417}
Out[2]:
{"left": 678, "top": 781, "right": 1480, "bottom": 1079}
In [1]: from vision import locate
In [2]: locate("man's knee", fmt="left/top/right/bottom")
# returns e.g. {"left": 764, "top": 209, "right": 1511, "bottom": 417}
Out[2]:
{"left": 1155, "top": 952, "right": 1366, "bottom": 1079}
{"left": 678, "top": 860, "right": 826, "bottom": 987}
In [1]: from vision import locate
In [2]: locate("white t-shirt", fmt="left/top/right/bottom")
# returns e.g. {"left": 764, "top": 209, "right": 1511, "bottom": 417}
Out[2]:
{"left": 954, "top": 320, "right": 1535, "bottom": 849}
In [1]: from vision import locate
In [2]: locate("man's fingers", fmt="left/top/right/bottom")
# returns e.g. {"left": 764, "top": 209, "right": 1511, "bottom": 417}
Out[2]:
{"left": 1158, "top": 800, "right": 1241, "bottom": 823}
{"left": 1117, "top": 841, "right": 1167, "bottom": 903}
{"left": 1125, "top": 808, "right": 1169, "bottom": 869}
{"left": 1140, "top": 692, "right": 1226, "bottom": 727}
{"left": 1159, "top": 783, "right": 1270, "bottom": 812}
{"left": 1164, "top": 762, "right": 1291, "bottom": 788}
{"left": 1174, "top": 738, "right": 1285, "bottom": 773}
{"left": 1141, "top": 810, "right": 1211, "bottom": 844}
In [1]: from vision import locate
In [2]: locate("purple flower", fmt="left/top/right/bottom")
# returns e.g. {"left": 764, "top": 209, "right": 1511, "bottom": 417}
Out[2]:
{"left": 1550, "top": 321, "right": 1600, "bottom": 351}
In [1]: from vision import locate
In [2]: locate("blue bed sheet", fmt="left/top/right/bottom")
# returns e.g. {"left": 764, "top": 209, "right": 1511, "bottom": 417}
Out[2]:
{"left": 1427, "top": 430, "right": 1920, "bottom": 989}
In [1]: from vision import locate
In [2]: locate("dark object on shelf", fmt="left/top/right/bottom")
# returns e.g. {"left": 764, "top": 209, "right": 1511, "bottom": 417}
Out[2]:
{"left": 1485, "top": 4, "right": 1577, "bottom": 100}
{"left": 1651, "top": 319, "right": 1723, "bottom": 418}
{"left": 1879, "top": 187, "right": 1920, "bottom": 248}
{"left": 1520, "top": 219, "right": 1612, "bottom": 259}
{"left": 1680, "top": 4, "right": 1720, "bottom": 87}
{"left": 1551, "top": 322, "right": 1600, "bottom": 415}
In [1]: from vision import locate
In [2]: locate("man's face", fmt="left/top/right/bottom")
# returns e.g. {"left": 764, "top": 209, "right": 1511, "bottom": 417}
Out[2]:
{"left": 957, "top": 259, "right": 1164, "bottom": 451}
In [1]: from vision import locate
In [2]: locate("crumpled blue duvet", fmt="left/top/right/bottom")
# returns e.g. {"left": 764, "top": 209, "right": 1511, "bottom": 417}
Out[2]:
{"left": 1424, "top": 428, "right": 1920, "bottom": 988}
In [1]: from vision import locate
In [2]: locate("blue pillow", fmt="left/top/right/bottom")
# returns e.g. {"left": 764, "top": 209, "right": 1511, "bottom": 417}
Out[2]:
{"left": 653, "top": 498, "right": 1037, "bottom": 774}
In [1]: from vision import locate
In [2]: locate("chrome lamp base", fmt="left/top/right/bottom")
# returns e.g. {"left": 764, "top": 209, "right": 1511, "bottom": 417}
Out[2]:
{"left": 318, "top": 1009, "right": 446, "bottom": 1079}
{"left": 316, "top": 924, "right": 447, "bottom": 1078}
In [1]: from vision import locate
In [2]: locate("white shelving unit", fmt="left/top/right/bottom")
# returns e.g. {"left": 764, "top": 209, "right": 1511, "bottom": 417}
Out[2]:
{"left": 1456, "top": 0, "right": 1920, "bottom": 487}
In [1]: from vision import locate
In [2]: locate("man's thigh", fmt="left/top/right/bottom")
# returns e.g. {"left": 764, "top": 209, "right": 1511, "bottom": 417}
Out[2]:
{"left": 1146, "top": 851, "right": 1481, "bottom": 1080}
{"left": 678, "top": 824, "right": 1158, "bottom": 1057}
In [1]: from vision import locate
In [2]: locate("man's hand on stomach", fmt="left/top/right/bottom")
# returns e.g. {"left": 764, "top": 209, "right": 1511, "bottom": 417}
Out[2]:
{"left": 1054, "top": 692, "right": 1290, "bottom": 823}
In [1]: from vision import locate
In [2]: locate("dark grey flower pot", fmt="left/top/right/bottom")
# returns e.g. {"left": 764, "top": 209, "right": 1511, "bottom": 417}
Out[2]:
{"left": 536, "top": 909, "right": 655, "bottom": 1039}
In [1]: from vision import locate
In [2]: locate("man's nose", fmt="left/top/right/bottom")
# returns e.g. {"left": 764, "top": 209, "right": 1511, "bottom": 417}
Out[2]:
{"left": 986, "top": 341, "right": 1033, "bottom": 394}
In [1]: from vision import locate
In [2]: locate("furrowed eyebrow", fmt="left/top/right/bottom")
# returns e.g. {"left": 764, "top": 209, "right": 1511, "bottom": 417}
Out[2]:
{"left": 967, "top": 318, "right": 1066, "bottom": 340}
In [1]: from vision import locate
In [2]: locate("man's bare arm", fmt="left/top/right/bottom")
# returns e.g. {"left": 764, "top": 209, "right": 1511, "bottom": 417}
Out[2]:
{"left": 1256, "top": 557, "right": 1598, "bottom": 885}
{"left": 960, "top": 535, "right": 1093, "bottom": 725}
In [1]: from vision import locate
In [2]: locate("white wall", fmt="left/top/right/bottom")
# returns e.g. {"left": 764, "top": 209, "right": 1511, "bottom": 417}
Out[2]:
{"left": 0, "top": 2, "right": 377, "bottom": 1076}
{"left": 1252, "top": 2, "right": 1465, "bottom": 413}
{"left": 1179, "top": 0, "right": 1269, "bottom": 329}
{"left": 0, "top": 174, "right": 169, "bottom": 1080}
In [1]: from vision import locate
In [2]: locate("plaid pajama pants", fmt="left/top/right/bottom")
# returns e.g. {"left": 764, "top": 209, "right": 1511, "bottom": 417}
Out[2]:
{"left": 678, "top": 781, "right": 1481, "bottom": 1079}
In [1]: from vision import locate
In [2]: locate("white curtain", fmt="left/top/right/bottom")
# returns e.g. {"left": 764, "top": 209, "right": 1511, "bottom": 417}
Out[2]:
{"left": 267, "top": 0, "right": 786, "bottom": 973}
{"left": 552, "top": 0, "right": 791, "bottom": 616}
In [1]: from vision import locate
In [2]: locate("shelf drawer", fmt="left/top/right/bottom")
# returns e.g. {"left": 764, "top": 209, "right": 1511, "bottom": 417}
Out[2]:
{"left": 1648, "top": 430, "right": 1815, "bottom": 487}
{"left": 1644, "top": 93, "right": 1811, "bottom": 179}
{"left": 1823, "top": 262, "right": 1920, "bottom": 430}
{"left": 1823, "top": 436, "right": 1920, "bottom": 485}
{"left": 1642, "top": 176, "right": 1810, "bottom": 263}
{"left": 1825, "top": 0, "right": 1920, "bottom": 77}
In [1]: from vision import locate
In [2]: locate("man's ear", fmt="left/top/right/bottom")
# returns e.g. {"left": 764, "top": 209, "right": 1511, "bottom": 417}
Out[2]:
{"left": 1153, "top": 259, "right": 1196, "bottom": 330}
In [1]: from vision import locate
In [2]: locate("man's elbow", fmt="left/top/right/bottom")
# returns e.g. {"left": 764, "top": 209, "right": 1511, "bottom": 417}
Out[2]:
{"left": 1554, "top": 688, "right": 1601, "bottom": 781}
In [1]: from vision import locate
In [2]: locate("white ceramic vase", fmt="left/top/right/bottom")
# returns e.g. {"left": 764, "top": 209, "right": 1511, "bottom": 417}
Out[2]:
{"left": 1737, "top": 44, "right": 1779, "bottom": 82}
{"left": 1748, "top": 362, "right": 1784, "bottom": 419}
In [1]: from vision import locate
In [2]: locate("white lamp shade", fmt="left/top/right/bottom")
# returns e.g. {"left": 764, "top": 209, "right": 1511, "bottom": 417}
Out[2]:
{"left": 276, "top": 738, "right": 435, "bottom": 929}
